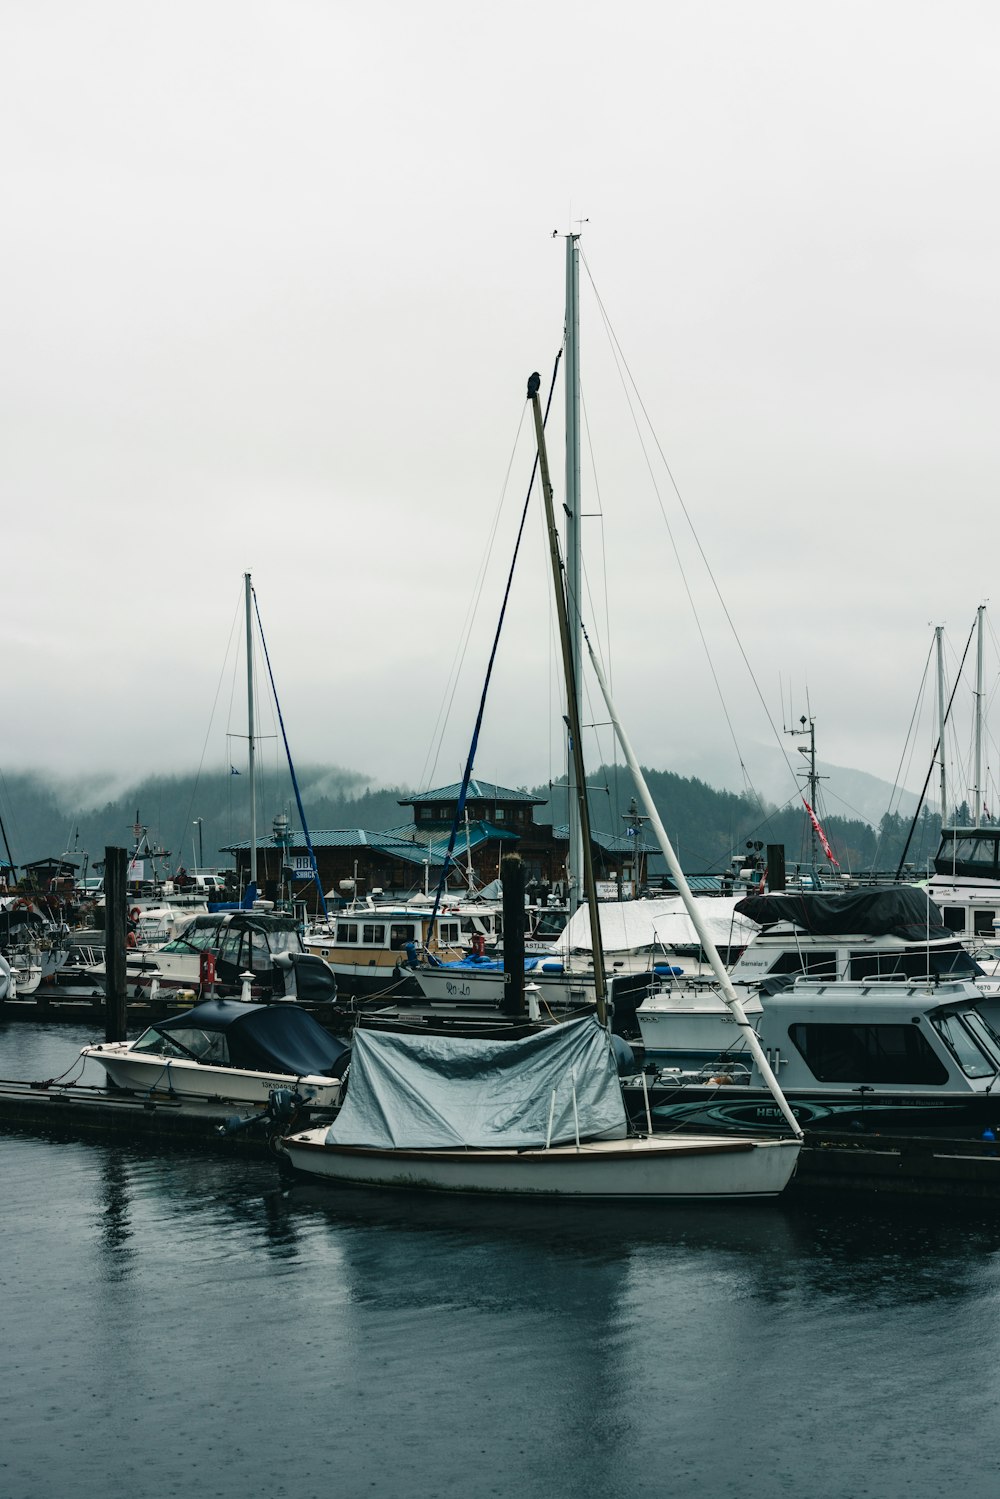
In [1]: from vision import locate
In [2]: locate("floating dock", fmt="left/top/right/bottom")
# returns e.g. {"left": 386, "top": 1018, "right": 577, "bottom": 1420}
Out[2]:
{"left": 0, "top": 1075, "right": 333, "bottom": 1161}
{"left": 3, "top": 1072, "right": 1000, "bottom": 1197}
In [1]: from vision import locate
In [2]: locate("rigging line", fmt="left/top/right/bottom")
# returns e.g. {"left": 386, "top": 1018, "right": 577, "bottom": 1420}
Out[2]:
{"left": 252, "top": 589, "right": 328, "bottom": 919}
{"left": 579, "top": 248, "right": 798, "bottom": 804}
{"left": 577, "top": 384, "right": 616, "bottom": 774}
{"left": 419, "top": 401, "right": 533, "bottom": 796}
{"left": 423, "top": 352, "right": 563, "bottom": 926}
{"left": 889, "top": 638, "right": 934, "bottom": 822}
{"left": 577, "top": 257, "right": 771, "bottom": 824}
{"left": 894, "top": 618, "right": 976, "bottom": 875}
{"left": 171, "top": 591, "right": 243, "bottom": 873}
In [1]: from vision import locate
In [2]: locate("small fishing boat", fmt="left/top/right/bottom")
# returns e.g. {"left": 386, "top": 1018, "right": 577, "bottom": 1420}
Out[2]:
{"left": 282, "top": 1014, "right": 799, "bottom": 1199}
{"left": 82, "top": 998, "right": 350, "bottom": 1108}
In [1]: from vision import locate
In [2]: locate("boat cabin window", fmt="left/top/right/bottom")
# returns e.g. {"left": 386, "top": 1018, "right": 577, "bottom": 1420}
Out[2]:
{"left": 160, "top": 925, "right": 222, "bottom": 955}
{"left": 974, "top": 910, "right": 997, "bottom": 936}
{"left": 362, "top": 923, "right": 385, "bottom": 945}
{"left": 849, "top": 947, "right": 981, "bottom": 981}
{"left": 389, "top": 923, "right": 416, "bottom": 950}
{"left": 788, "top": 1022, "right": 949, "bottom": 1085}
{"left": 771, "top": 950, "right": 838, "bottom": 979}
{"left": 266, "top": 928, "right": 302, "bottom": 957}
{"left": 931, "top": 1013, "right": 1000, "bottom": 1078}
{"left": 337, "top": 923, "right": 359, "bottom": 944}
{"left": 217, "top": 929, "right": 244, "bottom": 969}
{"left": 131, "top": 1025, "right": 231, "bottom": 1065}
{"left": 936, "top": 834, "right": 1000, "bottom": 879}
{"left": 940, "top": 907, "right": 965, "bottom": 932}
{"left": 438, "top": 921, "right": 460, "bottom": 945}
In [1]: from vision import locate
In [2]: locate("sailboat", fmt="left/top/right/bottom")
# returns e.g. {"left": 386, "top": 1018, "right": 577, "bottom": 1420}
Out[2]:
{"left": 283, "top": 239, "right": 803, "bottom": 1200}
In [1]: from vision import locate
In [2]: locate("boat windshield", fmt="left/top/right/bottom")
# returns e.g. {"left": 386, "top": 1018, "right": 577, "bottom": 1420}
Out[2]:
{"left": 130, "top": 1024, "right": 230, "bottom": 1064}
{"left": 160, "top": 927, "right": 221, "bottom": 955}
{"left": 931, "top": 1012, "right": 1000, "bottom": 1079}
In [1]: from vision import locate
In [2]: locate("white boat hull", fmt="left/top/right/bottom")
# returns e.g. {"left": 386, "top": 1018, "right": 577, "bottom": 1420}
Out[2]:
{"left": 81, "top": 1044, "right": 343, "bottom": 1109}
{"left": 282, "top": 1128, "right": 800, "bottom": 1200}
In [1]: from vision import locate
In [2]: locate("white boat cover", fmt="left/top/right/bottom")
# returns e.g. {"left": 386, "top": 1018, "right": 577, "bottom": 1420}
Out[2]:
{"left": 558, "top": 895, "right": 758, "bottom": 955}
{"left": 326, "top": 1016, "right": 627, "bottom": 1150}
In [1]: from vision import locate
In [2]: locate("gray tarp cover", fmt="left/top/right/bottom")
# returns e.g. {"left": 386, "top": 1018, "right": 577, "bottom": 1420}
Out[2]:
{"left": 326, "top": 1016, "right": 627, "bottom": 1150}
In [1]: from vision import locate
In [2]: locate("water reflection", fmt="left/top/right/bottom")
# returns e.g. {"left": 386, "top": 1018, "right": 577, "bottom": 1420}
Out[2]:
{"left": 97, "top": 1152, "right": 135, "bottom": 1266}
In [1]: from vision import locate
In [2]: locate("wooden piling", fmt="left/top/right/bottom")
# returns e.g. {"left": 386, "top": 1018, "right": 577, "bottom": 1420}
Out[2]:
{"left": 766, "top": 843, "right": 786, "bottom": 892}
{"left": 104, "top": 846, "right": 128, "bottom": 1042}
{"left": 500, "top": 853, "right": 526, "bottom": 1017}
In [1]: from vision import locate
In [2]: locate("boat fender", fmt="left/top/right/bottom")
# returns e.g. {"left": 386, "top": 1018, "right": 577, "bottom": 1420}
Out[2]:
{"left": 653, "top": 964, "right": 684, "bottom": 977}
{"left": 541, "top": 961, "right": 564, "bottom": 973}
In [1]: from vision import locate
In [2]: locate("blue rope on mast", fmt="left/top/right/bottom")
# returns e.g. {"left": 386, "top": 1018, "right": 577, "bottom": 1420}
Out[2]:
{"left": 251, "top": 590, "right": 329, "bottom": 920}
{"left": 425, "top": 351, "right": 563, "bottom": 932}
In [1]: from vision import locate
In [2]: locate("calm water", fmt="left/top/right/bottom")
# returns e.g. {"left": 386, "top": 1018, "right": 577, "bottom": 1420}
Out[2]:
{"left": 3, "top": 1019, "right": 1000, "bottom": 1499}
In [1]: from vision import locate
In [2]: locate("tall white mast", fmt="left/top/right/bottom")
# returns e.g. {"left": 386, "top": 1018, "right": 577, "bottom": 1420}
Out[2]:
{"left": 564, "top": 232, "right": 584, "bottom": 912}
{"left": 583, "top": 630, "right": 803, "bottom": 1139}
{"left": 245, "top": 572, "right": 257, "bottom": 888}
{"left": 936, "top": 625, "right": 948, "bottom": 827}
{"left": 974, "top": 604, "right": 985, "bottom": 827}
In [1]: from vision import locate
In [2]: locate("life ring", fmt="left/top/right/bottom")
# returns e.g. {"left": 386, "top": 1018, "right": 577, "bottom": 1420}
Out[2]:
{"left": 129, "top": 907, "right": 141, "bottom": 923}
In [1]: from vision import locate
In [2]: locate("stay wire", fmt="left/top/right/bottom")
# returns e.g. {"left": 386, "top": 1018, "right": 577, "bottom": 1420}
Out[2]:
{"left": 423, "top": 352, "right": 563, "bottom": 925}
{"left": 579, "top": 249, "right": 793, "bottom": 812}
{"left": 419, "top": 401, "right": 534, "bottom": 796}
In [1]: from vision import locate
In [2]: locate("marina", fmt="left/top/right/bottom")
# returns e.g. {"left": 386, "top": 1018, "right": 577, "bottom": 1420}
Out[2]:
{"left": 7, "top": 4, "right": 1000, "bottom": 1492}
{"left": 5, "top": 1018, "right": 1000, "bottom": 1499}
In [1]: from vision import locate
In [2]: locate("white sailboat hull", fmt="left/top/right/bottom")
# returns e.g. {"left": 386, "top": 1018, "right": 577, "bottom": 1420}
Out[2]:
{"left": 82, "top": 1044, "right": 343, "bottom": 1109}
{"left": 282, "top": 1128, "right": 800, "bottom": 1200}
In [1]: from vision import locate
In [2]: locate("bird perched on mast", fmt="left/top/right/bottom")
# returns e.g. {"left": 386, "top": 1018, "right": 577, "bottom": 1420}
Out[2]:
{"left": 527, "top": 371, "right": 541, "bottom": 399}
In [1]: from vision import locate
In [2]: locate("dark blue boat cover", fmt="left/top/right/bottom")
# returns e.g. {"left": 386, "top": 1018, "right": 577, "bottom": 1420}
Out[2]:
{"left": 735, "top": 887, "right": 950, "bottom": 938}
{"left": 156, "top": 1000, "right": 349, "bottom": 1076}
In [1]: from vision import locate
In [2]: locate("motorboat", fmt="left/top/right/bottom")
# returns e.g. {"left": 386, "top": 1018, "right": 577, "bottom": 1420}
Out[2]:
{"left": 624, "top": 976, "right": 1000, "bottom": 1137}
{"left": 82, "top": 997, "right": 350, "bottom": 1108}
{"left": 282, "top": 1014, "right": 799, "bottom": 1199}
{"left": 83, "top": 908, "right": 339, "bottom": 1003}
{"left": 636, "top": 887, "right": 986, "bottom": 1067}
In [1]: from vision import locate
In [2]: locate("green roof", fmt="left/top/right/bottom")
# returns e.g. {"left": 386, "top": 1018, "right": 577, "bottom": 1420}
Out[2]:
{"left": 222, "top": 821, "right": 520, "bottom": 858}
{"left": 399, "top": 780, "right": 546, "bottom": 808}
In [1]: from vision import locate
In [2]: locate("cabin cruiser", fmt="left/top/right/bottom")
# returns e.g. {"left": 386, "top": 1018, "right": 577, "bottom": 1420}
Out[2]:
{"left": 403, "top": 894, "right": 758, "bottom": 1034}
{"left": 635, "top": 887, "right": 985, "bottom": 1067}
{"left": 0, "top": 895, "right": 71, "bottom": 990}
{"left": 924, "top": 825, "right": 1000, "bottom": 946}
{"left": 84, "top": 909, "right": 339, "bottom": 1003}
{"left": 624, "top": 976, "right": 1000, "bottom": 1137}
{"left": 305, "top": 903, "right": 470, "bottom": 1000}
{"left": 82, "top": 998, "right": 349, "bottom": 1107}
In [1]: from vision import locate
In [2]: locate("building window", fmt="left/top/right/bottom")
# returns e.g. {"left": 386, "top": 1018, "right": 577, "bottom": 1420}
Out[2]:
{"left": 494, "top": 807, "right": 505, "bottom": 821}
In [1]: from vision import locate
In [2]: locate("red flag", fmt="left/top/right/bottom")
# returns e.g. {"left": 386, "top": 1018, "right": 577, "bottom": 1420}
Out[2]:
{"left": 802, "top": 799, "right": 840, "bottom": 866}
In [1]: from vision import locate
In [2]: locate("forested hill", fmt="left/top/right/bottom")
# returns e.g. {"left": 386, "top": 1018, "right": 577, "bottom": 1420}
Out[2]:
{"left": 538, "top": 766, "right": 941, "bottom": 877}
{"left": 0, "top": 761, "right": 940, "bottom": 877}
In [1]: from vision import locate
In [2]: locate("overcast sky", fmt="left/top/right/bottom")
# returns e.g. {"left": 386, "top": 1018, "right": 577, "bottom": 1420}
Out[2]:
{"left": 4, "top": 1, "right": 1000, "bottom": 818}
